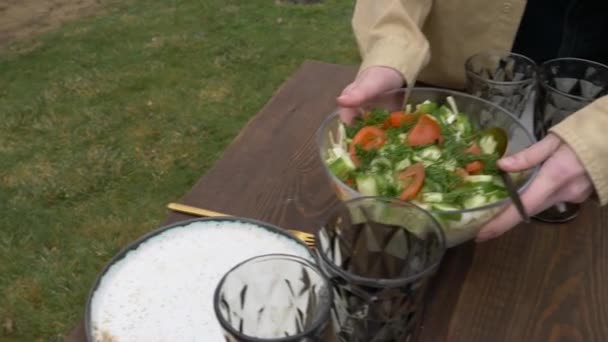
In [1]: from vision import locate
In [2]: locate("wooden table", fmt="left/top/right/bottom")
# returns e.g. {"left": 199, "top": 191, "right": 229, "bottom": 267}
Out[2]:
{"left": 66, "top": 60, "right": 608, "bottom": 342}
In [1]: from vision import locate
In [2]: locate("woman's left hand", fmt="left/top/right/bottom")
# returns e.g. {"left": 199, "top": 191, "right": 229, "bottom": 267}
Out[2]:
{"left": 476, "top": 133, "right": 594, "bottom": 242}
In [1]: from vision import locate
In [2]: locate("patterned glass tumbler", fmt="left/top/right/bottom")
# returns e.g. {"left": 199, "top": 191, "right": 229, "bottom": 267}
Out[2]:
{"left": 533, "top": 57, "right": 608, "bottom": 223}
{"left": 214, "top": 254, "right": 332, "bottom": 341}
{"left": 315, "top": 197, "right": 446, "bottom": 342}
{"left": 465, "top": 50, "right": 537, "bottom": 118}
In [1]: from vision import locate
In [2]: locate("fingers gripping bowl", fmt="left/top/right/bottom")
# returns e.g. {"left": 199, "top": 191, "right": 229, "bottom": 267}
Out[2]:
{"left": 317, "top": 88, "right": 539, "bottom": 247}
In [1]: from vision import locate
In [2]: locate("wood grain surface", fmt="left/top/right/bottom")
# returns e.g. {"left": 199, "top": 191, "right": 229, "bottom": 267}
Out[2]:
{"left": 65, "top": 60, "right": 608, "bottom": 342}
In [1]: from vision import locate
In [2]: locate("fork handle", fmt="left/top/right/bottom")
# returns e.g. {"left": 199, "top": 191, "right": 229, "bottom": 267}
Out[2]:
{"left": 168, "top": 202, "right": 314, "bottom": 246}
{"left": 167, "top": 203, "right": 230, "bottom": 218}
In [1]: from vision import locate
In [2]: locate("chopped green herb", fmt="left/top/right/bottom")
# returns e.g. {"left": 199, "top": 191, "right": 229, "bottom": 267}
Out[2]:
{"left": 381, "top": 184, "right": 400, "bottom": 197}
{"left": 363, "top": 108, "right": 390, "bottom": 126}
{"left": 386, "top": 144, "right": 412, "bottom": 164}
{"left": 345, "top": 119, "right": 365, "bottom": 138}
{"left": 441, "top": 187, "right": 476, "bottom": 204}
{"left": 370, "top": 160, "right": 391, "bottom": 173}
{"left": 355, "top": 145, "right": 379, "bottom": 169}
{"left": 385, "top": 128, "right": 402, "bottom": 143}
{"left": 425, "top": 164, "right": 462, "bottom": 192}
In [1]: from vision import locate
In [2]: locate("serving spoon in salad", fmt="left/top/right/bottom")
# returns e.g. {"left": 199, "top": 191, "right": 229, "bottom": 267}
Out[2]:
{"left": 485, "top": 127, "right": 530, "bottom": 223}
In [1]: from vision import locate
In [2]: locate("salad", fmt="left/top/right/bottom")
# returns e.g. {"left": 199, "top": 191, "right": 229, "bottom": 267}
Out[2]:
{"left": 324, "top": 96, "right": 510, "bottom": 218}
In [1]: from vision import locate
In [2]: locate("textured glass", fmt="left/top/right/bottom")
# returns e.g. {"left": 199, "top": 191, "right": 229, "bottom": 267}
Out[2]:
{"left": 465, "top": 50, "right": 537, "bottom": 118}
{"left": 534, "top": 58, "right": 608, "bottom": 138}
{"left": 315, "top": 197, "right": 445, "bottom": 342}
{"left": 214, "top": 254, "right": 332, "bottom": 342}
{"left": 533, "top": 58, "right": 608, "bottom": 222}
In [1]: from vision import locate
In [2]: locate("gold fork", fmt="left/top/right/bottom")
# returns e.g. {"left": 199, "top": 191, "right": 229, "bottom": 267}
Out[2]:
{"left": 166, "top": 202, "right": 316, "bottom": 248}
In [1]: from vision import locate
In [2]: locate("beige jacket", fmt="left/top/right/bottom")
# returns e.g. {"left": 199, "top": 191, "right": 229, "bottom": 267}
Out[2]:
{"left": 352, "top": 0, "right": 608, "bottom": 205}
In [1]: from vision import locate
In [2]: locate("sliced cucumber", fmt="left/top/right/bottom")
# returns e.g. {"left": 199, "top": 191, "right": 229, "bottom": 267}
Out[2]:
{"left": 488, "top": 192, "right": 508, "bottom": 203}
{"left": 411, "top": 153, "right": 436, "bottom": 167}
{"left": 492, "top": 175, "right": 505, "bottom": 187}
{"left": 330, "top": 146, "right": 355, "bottom": 168}
{"left": 432, "top": 203, "right": 463, "bottom": 221}
{"left": 464, "top": 175, "right": 494, "bottom": 183}
{"left": 328, "top": 157, "right": 355, "bottom": 180}
{"left": 454, "top": 115, "right": 473, "bottom": 136}
{"left": 418, "top": 101, "right": 438, "bottom": 114}
{"left": 432, "top": 203, "right": 460, "bottom": 211}
{"left": 466, "top": 181, "right": 505, "bottom": 194}
{"left": 395, "top": 158, "right": 412, "bottom": 171}
{"left": 419, "top": 146, "right": 442, "bottom": 161}
{"left": 422, "top": 192, "right": 444, "bottom": 203}
{"left": 422, "top": 179, "right": 442, "bottom": 192}
{"left": 442, "top": 159, "right": 458, "bottom": 171}
{"left": 370, "top": 157, "right": 392, "bottom": 172}
{"left": 463, "top": 194, "right": 489, "bottom": 209}
{"left": 356, "top": 175, "right": 378, "bottom": 196}
{"left": 433, "top": 105, "right": 451, "bottom": 117}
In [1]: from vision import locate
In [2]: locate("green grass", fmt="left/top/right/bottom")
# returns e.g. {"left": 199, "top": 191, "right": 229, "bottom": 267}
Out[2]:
{"left": 0, "top": 0, "right": 359, "bottom": 339}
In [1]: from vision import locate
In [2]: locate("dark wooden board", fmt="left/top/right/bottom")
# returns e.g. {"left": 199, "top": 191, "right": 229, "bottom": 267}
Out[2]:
{"left": 66, "top": 60, "right": 608, "bottom": 342}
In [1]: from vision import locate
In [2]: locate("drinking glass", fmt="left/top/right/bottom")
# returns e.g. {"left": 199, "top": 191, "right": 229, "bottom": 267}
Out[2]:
{"left": 465, "top": 50, "right": 537, "bottom": 118}
{"left": 533, "top": 57, "right": 608, "bottom": 223}
{"left": 214, "top": 254, "right": 332, "bottom": 341}
{"left": 315, "top": 197, "right": 446, "bottom": 342}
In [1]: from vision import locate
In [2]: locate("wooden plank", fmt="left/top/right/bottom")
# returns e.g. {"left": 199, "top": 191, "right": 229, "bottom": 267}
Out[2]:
{"left": 418, "top": 203, "right": 608, "bottom": 341}
{"left": 66, "top": 60, "right": 608, "bottom": 342}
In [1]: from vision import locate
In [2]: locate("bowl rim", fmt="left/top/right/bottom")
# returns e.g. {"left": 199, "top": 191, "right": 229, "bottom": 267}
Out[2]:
{"left": 316, "top": 86, "right": 541, "bottom": 215}
{"left": 84, "top": 216, "right": 316, "bottom": 341}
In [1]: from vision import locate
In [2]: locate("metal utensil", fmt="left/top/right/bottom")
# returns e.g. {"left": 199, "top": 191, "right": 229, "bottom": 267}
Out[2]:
{"left": 487, "top": 127, "right": 530, "bottom": 223}
{"left": 498, "top": 170, "right": 530, "bottom": 223}
{"left": 401, "top": 71, "right": 420, "bottom": 111}
{"left": 166, "top": 202, "right": 316, "bottom": 248}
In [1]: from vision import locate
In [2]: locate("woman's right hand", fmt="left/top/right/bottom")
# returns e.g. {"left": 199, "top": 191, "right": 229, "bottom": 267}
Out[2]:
{"left": 337, "top": 66, "right": 405, "bottom": 124}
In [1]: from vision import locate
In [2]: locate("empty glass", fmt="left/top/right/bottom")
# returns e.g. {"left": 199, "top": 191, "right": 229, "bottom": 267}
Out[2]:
{"left": 315, "top": 197, "right": 445, "bottom": 342}
{"left": 214, "top": 254, "right": 332, "bottom": 341}
{"left": 465, "top": 50, "right": 537, "bottom": 118}
{"left": 533, "top": 57, "right": 608, "bottom": 223}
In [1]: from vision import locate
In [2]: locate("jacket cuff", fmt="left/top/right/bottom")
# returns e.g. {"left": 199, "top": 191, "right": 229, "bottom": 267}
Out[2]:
{"left": 358, "top": 36, "right": 430, "bottom": 86}
{"left": 550, "top": 102, "right": 608, "bottom": 206}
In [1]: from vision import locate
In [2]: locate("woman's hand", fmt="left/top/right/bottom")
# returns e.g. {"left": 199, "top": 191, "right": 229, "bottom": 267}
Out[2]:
{"left": 337, "top": 66, "right": 404, "bottom": 123}
{"left": 476, "top": 133, "right": 594, "bottom": 242}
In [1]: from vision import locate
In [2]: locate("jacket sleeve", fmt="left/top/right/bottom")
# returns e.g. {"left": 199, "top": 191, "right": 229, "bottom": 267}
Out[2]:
{"left": 352, "top": 0, "right": 433, "bottom": 85}
{"left": 550, "top": 95, "right": 608, "bottom": 205}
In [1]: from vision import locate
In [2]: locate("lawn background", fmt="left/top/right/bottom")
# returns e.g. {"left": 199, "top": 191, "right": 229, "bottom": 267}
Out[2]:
{"left": 0, "top": 0, "right": 359, "bottom": 340}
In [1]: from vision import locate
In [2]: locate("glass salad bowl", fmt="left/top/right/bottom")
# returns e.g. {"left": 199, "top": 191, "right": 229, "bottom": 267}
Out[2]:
{"left": 316, "top": 87, "right": 539, "bottom": 247}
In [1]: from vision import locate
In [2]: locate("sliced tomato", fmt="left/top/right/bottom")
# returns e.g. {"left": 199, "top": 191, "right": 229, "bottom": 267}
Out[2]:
{"left": 383, "top": 111, "right": 417, "bottom": 129}
{"left": 455, "top": 168, "right": 469, "bottom": 178}
{"left": 398, "top": 163, "right": 425, "bottom": 201}
{"left": 407, "top": 115, "right": 442, "bottom": 146}
{"left": 464, "top": 143, "right": 483, "bottom": 174}
{"left": 465, "top": 161, "right": 484, "bottom": 174}
{"left": 348, "top": 126, "right": 387, "bottom": 166}
{"left": 345, "top": 177, "right": 355, "bottom": 186}
{"left": 465, "top": 143, "right": 482, "bottom": 155}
